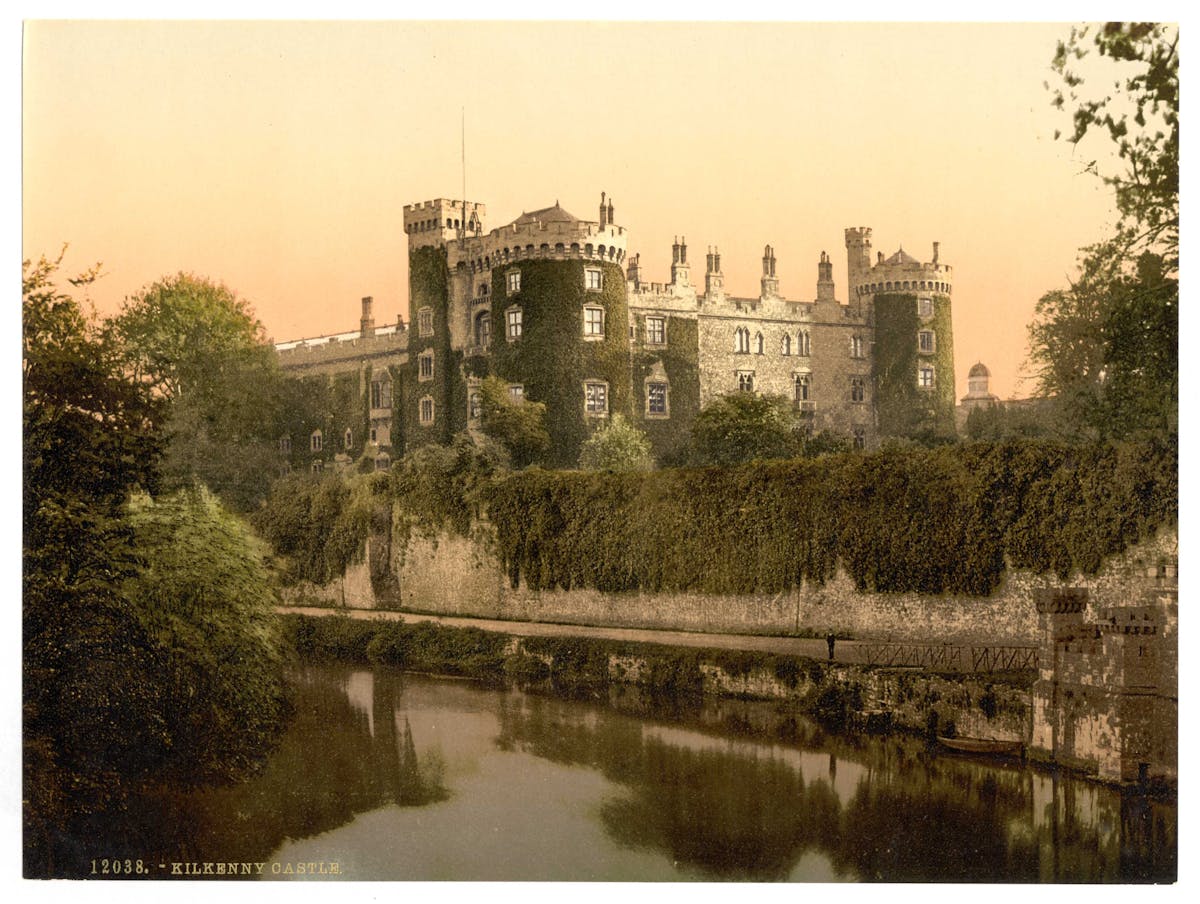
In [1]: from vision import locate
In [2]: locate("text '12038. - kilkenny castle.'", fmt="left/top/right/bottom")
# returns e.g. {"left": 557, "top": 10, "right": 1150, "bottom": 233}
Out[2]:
{"left": 274, "top": 193, "right": 959, "bottom": 470}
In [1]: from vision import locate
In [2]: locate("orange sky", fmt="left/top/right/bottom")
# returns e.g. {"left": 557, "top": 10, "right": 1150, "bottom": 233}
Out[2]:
{"left": 22, "top": 20, "right": 1123, "bottom": 401}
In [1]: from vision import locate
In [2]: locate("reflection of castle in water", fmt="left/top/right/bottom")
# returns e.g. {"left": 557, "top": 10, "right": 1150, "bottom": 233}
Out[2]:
{"left": 493, "top": 687, "right": 1175, "bottom": 882}
{"left": 344, "top": 669, "right": 446, "bottom": 807}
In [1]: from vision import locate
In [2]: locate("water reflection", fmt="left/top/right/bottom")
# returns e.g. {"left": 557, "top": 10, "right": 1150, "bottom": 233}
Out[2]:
{"left": 55, "top": 664, "right": 1175, "bottom": 882}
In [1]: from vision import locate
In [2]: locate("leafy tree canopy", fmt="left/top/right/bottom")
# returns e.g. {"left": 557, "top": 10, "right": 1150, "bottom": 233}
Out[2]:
{"left": 107, "top": 272, "right": 286, "bottom": 508}
{"left": 478, "top": 375, "right": 550, "bottom": 469}
{"left": 1050, "top": 22, "right": 1178, "bottom": 270}
{"left": 689, "top": 393, "right": 805, "bottom": 466}
{"left": 1028, "top": 23, "right": 1179, "bottom": 443}
{"left": 578, "top": 414, "right": 654, "bottom": 471}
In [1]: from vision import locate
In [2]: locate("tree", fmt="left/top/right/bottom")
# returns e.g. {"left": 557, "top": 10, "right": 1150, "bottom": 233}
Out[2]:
{"left": 1050, "top": 22, "right": 1178, "bottom": 271}
{"left": 107, "top": 272, "right": 286, "bottom": 509}
{"left": 578, "top": 414, "right": 654, "bottom": 471}
{"left": 1028, "top": 23, "right": 1179, "bottom": 441}
{"left": 24, "top": 256, "right": 288, "bottom": 876}
{"left": 23, "top": 252, "right": 169, "bottom": 874}
{"left": 477, "top": 375, "right": 550, "bottom": 469}
{"left": 122, "top": 488, "right": 288, "bottom": 786}
{"left": 689, "top": 393, "right": 805, "bottom": 466}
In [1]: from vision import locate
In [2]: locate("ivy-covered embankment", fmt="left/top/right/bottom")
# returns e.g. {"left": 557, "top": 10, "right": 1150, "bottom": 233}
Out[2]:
{"left": 255, "top": 437, "right": 1176, "bottom": 599}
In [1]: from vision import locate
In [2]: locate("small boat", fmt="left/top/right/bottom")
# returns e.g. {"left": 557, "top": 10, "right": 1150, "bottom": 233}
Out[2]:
{"left": 937, "top": 736, "right": 1024, "bottom": 757}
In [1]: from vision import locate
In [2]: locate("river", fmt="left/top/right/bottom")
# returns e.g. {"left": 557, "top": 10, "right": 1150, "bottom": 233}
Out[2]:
{"left": 73, "top": 663, "right": 1175, "bottom": 882}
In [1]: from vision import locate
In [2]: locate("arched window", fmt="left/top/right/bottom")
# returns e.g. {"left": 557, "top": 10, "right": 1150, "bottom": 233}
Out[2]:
{"left": 734, "top": 327, "right": 750, "bottom": 354}
{"left": 344, "top": 428, "right": 353, "bottom": 450}
{"left": 310, "top": 430, "right": 322, "bottom": 452}
{"left": 755, "top": 332, "right": 764, "bottom": 355}
{"left": 781, "top": 333, "right": 792, "bottom": 355}
{"left": 798, "top": 331, "right": 811, "bottom": 357}
{"left": 475, "top": 311, "right": 491, "bottom": 347}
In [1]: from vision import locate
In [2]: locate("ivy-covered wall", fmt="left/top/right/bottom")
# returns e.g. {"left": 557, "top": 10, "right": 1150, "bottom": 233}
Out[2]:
{"left": 482, "top": 439, "right": 1176, "bottom": 597}
{"left": 402, "top": 246, "right": 454, "bottom": 450}
{"left": 488, "top": 259, "right": 632, "bottom": 467}
{"left": 873, "top": 293, "right": 956, "bottom": 440}
{"left": 277, "top": 370, "right": 371, "bottom": 472}
{"left": 630, "top": 313, "right": 700, "bottom": 462}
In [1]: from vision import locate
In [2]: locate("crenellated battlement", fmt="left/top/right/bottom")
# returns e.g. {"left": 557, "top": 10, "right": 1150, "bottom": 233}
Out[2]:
{"left": 275, "top": 322, "right": 409, "bottom": 371}
{"left": 850, "top": 240, "right": 954, "bottom": 297}
{"left": 448, "top": 219, "right": 628, "bottom": 275}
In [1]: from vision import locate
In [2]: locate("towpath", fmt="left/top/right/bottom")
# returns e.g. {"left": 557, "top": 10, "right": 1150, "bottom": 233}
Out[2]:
{"left": 278, "top": 605, "right": 876, "bottom": 664}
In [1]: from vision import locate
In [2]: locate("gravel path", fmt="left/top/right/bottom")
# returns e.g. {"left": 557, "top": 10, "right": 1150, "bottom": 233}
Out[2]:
{"left": 277, "top": 605, "right": 870, "bottom": 663}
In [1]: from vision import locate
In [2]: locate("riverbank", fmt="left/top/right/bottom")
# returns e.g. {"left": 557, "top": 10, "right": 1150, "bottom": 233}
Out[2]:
{"left": 280, "top": 611, "right": 1032, "bottom": 746}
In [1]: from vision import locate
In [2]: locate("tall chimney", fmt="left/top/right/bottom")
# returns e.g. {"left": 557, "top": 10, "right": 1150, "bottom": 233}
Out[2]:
{"left": 360, "top": 296, "right": 376, "bottom": 338}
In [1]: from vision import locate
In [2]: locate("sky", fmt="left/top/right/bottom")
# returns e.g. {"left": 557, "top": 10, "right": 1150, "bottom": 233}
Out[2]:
{"left": 22, "top": 19, "right": 1132, "bottom": 402}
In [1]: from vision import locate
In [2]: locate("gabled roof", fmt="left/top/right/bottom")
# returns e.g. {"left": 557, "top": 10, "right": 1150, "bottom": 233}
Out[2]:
{"left": 508, "top": 202, "right": 581, "bottom": 228}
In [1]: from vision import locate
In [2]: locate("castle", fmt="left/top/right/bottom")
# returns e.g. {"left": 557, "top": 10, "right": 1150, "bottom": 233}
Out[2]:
{"left": 274, "top": 193, "right": 957, "bottom": 470}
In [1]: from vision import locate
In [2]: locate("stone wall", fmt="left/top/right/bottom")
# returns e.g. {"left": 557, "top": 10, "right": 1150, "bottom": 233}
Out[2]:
{"left": 282, "top": 518, "right": 1177, "bottom": 648}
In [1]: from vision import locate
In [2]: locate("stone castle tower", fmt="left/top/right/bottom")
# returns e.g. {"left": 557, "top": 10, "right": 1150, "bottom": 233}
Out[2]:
{"left": 845, "top": 228, "right": 957, "bottom": 440}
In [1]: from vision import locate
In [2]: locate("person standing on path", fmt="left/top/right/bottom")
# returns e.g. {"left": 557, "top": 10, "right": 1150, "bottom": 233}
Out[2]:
{"left": 826, "top": 632, "right": 836, "bottom": 660}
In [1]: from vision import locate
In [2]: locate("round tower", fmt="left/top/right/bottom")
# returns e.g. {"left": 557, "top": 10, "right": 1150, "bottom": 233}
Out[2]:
{"left": 851, "top": 234, "right": 957, "bottom": 441}
{"left": 483, "top": 197, "right": 632, "bottom": 467}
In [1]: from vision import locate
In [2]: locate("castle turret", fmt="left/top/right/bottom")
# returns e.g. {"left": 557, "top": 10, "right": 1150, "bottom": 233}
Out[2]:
{"left": 761, "top": 244, "right": 779, "bottom": 298}
{"left": 844, "top": 227, "right": 873, "bottom": 297}
{"left": 626, "top": 252, "right": 642, "bottom": 290}
{"left": 816, "top": 251, "right": 835, "bottom": 303}
{"left": 671, "top": 236, "right": 690, "bottom": 287}
{"left": 360, "top": 296, "right": 376, "bottom": 338}
{"left": 704, "top": 245, "right": 724, "bottom": 302}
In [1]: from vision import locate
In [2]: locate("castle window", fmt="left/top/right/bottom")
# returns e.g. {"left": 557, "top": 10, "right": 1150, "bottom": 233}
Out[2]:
{"left": 509, "top": 384, "right": 524, "bottom": 402}
{"left": 647, "top": 381, "right": 669, "bottom": 417}
{"left": 737, "top": 371, "right": 755, "bottom": 392}
{"left": 370, "top": 379, "right": 392, "bottom": 410}
{"left": 755, "top": 332, "right": 764, "bottom": 355}
{"left": 853, "top": 427, "right": 866, "bottom": 450}
{"left": 418, "top": 307, "right": 434, "bottom": 337}
{"left": 734, "top": 327, "right": 750, "bottom": 354}
{"left": 781, "top": 333, "right": 792, "bottom": 355}
{"left": 555, "top": 243, "right": 565, "bottom": 254}
{"left": 418, "top": 351, "right": 434, "bottom": 381}
{"left": 793, "top": 373, "right": 811, "bottom": 402}
{"left": 584, "top": 381, "right": 608, "bottom": 415}
{"left": 475, "top": 311, "right": 491, "bottom": 347}
{"left": 918, "top": 330, "right": 935, "bottom": 353}
{"left": 375, "top": 454, "right": 391, "bottom": 472}
{"left": 850, "top": 335, "right": 865, "bottom": 358}
{"left": 850, "top": 376, "right": 866, "bottom": 403}
{"left": 798, "top": 331, "right": 811, "bottom": 357}
{"left": 279, "top": 435, "right": 291, "bottom": 454}
{"left": 370, "top": 427, "right": 377, "bottom": 443}
{"left": 645, "top": 316, "right": 666, "bottom": 345}
{"left": 469, "top": 391, "right": 482, "bottom": 421}
{"left": 344, "top": 428, "right": 353, "bottom": 450}
{"left": 919, "top": 366, "right": 935, "bottom": 389}
{"left": 583, "top": 305, "right": 605, "bottom": 338}
{"left": 506, "top": 269, "right": 521, "bottom": 295}
{"left": 419, "top": 397, "right": 435, "bottom": 424}
{"left": 585, "top": 268, "right": 603, "bottom": 291}
{"left": 311, "top": 460, "right": 324, "bottom": 474}
{"left": 310, "top": 430, "right": 323, "bottom": 452}
{"left": 506, "top": 306, "right": 523, "bottom": 340}
{"left": 919, "top": 297, "right": 934, "bottom": 317}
